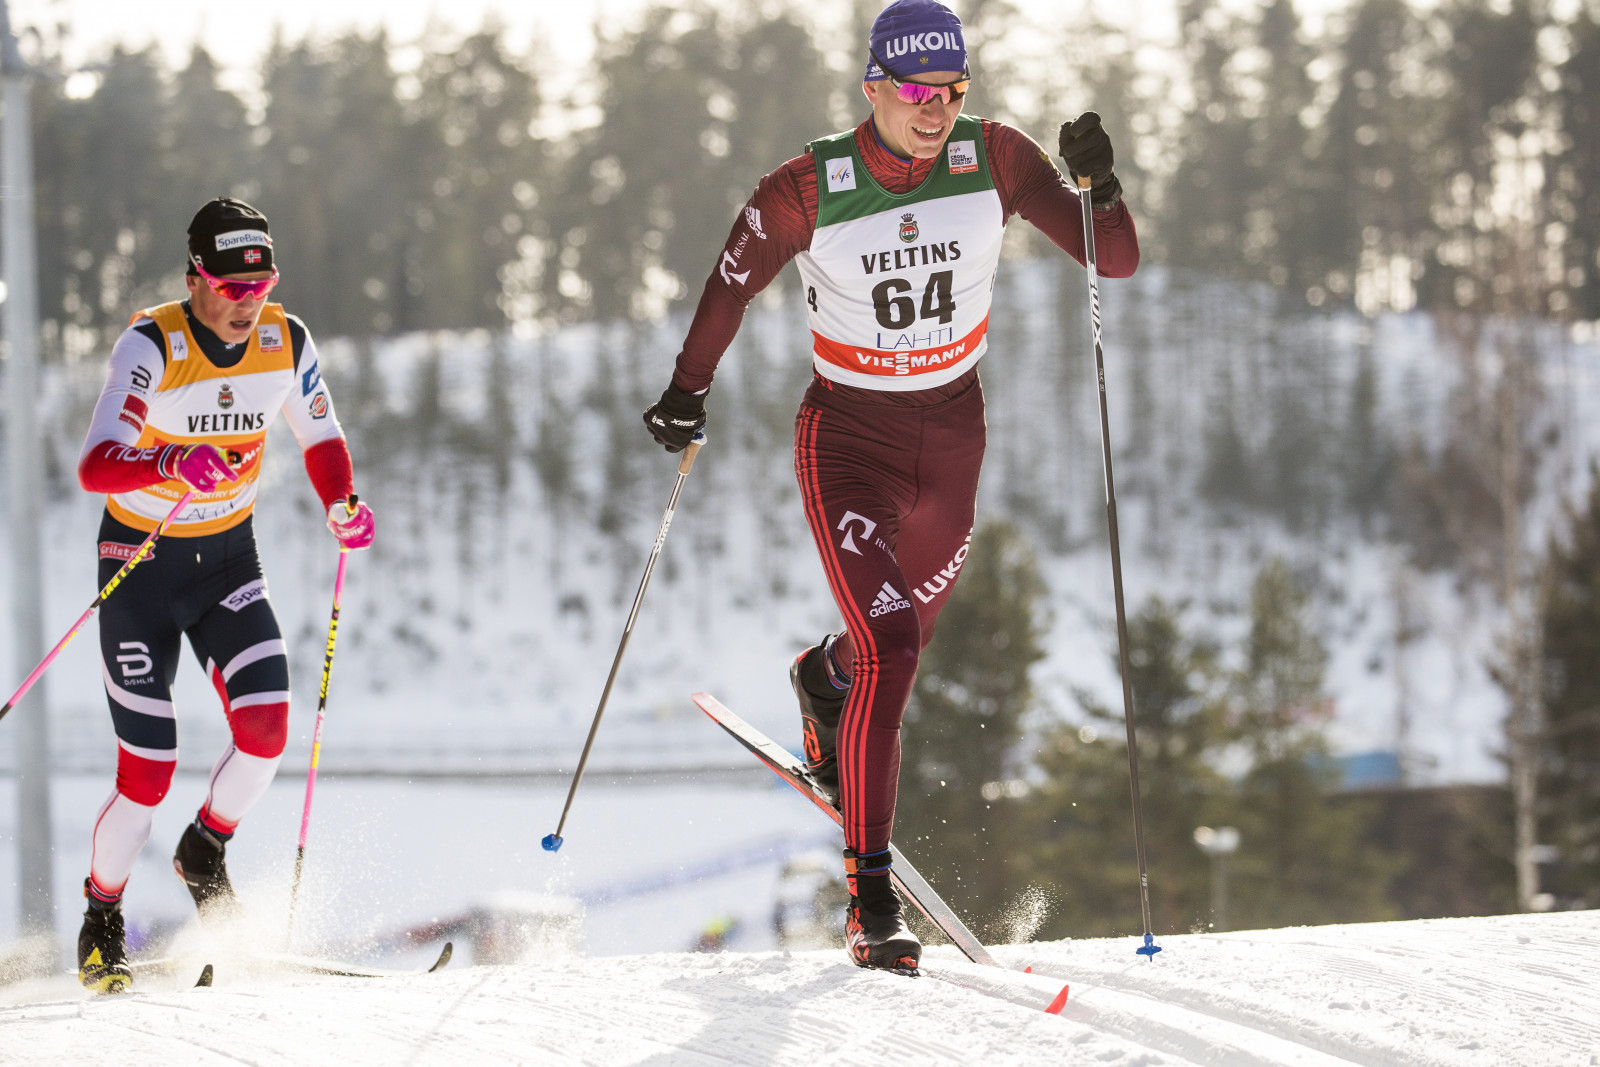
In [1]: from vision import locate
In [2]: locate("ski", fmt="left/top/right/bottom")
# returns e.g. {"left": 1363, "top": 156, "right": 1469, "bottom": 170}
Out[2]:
{"left": 127, "top": 955, "right": 185, "bottom": 976}
{"left": 128, "top": 956, "right": 214, "bottom": 982}
{"left": 692, "top": 692, "right": 998, "bottom": 966}
{"left": 694, "top": 692, "right": 1071, "bottom": 1013}
{"left": 922, "top": 959, "right": 1069, "bottom": 1015}
{"left": 74, "top": 958, "right": 213, "bottom": 993}
{"left": 255, "top": 940, "right": 453, "bottom": 979}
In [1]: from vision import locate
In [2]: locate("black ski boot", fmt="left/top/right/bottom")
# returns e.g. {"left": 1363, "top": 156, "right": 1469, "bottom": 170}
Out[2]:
{"left": 791, "top": 635, "right": 849, "bottom": 805}
{"left": 843, "top": 848, "right": 921, "bottom": 975}
{"left": 173, "top": 819, "right": 239, "bottom": 919}
{"left": 78, "top": 882, "right": 132, "bottom": 995}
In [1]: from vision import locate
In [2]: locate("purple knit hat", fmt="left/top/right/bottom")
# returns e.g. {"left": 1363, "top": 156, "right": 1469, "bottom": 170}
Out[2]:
{"left": 864, "top": 0, "right": 967, "bottom": 81}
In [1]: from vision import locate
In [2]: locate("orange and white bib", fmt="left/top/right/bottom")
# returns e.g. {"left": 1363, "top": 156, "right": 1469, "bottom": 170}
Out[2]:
{"left": 105, "top": 302, "right": 297, "bottom": 536}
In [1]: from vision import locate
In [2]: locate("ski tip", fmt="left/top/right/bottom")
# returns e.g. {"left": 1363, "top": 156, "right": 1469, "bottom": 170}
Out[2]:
{"left": 541, "top": 833, "right": 563, "bottom": 852}
{"left": 429, "top": 942, "right": 454, "bottom": 972}
{"left": 1136, "top": 934, "right": 1162, "bottom": 959}
{"left": 196, "top": 963, "right": 214, "bottom": 988}
{"left": 1045, "top": 983, "right": 1069, "bottom": 1014}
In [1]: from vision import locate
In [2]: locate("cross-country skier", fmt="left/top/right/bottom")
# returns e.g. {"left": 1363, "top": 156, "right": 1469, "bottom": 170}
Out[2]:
{"left": 644, "top": 0, "right": 1139, "bottom": 973}
{"left": 73, "top": 197, "right": 375, "bottom": 993}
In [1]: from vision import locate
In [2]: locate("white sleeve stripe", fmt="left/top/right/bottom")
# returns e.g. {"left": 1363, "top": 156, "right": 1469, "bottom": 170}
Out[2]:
{"left": 220, "top": 639, "right": 288, "bottom": 681}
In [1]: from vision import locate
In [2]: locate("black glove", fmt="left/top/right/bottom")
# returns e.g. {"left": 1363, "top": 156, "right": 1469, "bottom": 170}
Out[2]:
{"left": 1059, "top": 111, "right": 1123, "bottom": 209}
{"left": 642, "top": 382, "right": 708, "bottom": 453}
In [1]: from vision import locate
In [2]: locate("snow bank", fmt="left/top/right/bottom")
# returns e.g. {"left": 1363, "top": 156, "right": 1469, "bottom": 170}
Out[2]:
{"left": 2, "top": 909, "right": 1595, "bottom": 1066}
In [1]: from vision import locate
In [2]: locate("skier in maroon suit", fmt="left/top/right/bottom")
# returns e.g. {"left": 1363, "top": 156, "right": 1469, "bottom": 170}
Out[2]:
{"left": 644, "top": 0, "right": 1140, "bottom": 972}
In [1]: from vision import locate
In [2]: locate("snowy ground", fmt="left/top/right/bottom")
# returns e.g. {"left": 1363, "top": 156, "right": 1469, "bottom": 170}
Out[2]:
{"left": 0, "top": 909, "right": 1595, "bottom": 1065}
{"left": 0, "top": 774, "right": 830, "bottom": 958}
{"left": 7, "top": 772, "right": 1594, "bottom": 1064}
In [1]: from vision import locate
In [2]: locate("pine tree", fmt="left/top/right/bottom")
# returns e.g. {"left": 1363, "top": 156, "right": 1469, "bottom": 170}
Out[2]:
{"left": 547, "top": 4, "right": 830, "bottom": 323}
{"left": 1016, "top": 597, "right": 1229, "bottom": 940}
{"left": 1550, "top": 4, "right": 1600, "bottom": 320}
{"left": 33, "top": 46, "right": 171, "bottom": 349}
{"left": 1201, "top": 364, "right": 1254, "bottom": 509}
{"left": 1538, "top": 465, "right": 1600, "bottom": 906}
{"left": 895, "top": 519, "right": 1046, "bottom": 938}
{"left": 1341, "top": 343, "right": 1392, "bottom": 529}
{"left": 406, "top": 26, "right": 544, "bottom": 330}
{"left": 1224, "top": 558, "right": 1399, "bottom": 927}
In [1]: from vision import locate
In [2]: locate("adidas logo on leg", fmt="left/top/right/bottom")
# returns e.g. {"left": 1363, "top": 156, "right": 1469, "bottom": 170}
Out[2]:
{"left": 868, "top": 582, "right": 911, "bottom": 618}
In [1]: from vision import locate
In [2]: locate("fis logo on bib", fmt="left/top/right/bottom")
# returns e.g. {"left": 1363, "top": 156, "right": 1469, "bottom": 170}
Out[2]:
{"left": 218, "top": 384, "right": 235, "bottom": 410}
{"left": 826, "top": 157, "right": 856, "bottom": 193}
{"left": 947, "top": 140, "right": 978, "bottom": 175}
{"left": 257, "top": 323, "right": 284, "bottom": 353}
{"left": 869, "top": 582, "right": 912, "bottom": 618}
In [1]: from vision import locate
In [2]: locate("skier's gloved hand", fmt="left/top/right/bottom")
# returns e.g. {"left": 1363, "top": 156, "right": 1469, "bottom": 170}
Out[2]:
{"left": 642, "top": 383, "right": 708, "bottom": 453}
{"left": 1059, "top": 112, "right": 1123, "bottom": 209}
{"left": 161, "top": 443, "right": 238, "bottom": 493}
{"left": 327, "top": 496, "right": 375, "bottom": 550}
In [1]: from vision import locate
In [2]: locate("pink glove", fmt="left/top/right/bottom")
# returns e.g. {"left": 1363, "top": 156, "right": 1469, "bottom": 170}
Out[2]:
{"left": 327, "top": 497, "right": 375, "bottom": 550}
{"left": 162, "top": 443, "right": 238, "bottom": 493}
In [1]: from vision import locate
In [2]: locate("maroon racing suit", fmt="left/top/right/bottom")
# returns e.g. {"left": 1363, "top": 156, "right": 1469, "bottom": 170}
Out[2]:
{"left": 671, "top": 116, "right": 1140, "bottom": 854}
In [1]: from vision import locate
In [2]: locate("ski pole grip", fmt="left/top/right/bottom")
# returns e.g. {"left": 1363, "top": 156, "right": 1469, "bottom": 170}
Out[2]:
{"left": 678, "top": 431, "right": 706, "bottom": 475}
{"left": 1077, "top": 175, "right": 1093, "bottom": 191}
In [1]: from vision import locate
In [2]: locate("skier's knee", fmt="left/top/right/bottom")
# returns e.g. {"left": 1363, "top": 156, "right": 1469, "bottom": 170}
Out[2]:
{"left": 863, "top": 606, "right": 920, "bottom": 666}
{"left": 230, "top": 700, "right": 289, "bottom": 758}
{"left": 116, "top": 749, "right": 177, "bottom": 806}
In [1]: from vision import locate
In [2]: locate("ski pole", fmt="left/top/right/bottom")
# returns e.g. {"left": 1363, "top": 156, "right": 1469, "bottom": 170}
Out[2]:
{"left": 286, "top": 513, "right": 354, "bottom": 946}
{"left": 543, "top": 431, "right": 706, "bottom": 852}
{"left": 0, "top": 490, "right": 195, "bottom": 725}
{"left": 1078, "top": 176, "right": 1161, "bottom": 960}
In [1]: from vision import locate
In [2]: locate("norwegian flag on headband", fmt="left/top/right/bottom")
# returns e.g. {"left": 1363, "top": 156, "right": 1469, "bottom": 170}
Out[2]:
{"left": 243, "top": 248, "right": 262, "bottom": 265}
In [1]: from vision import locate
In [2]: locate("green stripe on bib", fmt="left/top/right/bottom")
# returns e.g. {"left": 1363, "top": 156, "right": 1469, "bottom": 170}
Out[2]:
{"left": 808, "top": 115, "right": 995, "bottom": 228}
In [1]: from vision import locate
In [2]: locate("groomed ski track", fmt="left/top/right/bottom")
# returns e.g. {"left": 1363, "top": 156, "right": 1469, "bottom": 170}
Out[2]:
{"left": 2, "top": 910, "right": 1595, "bottom": 1065}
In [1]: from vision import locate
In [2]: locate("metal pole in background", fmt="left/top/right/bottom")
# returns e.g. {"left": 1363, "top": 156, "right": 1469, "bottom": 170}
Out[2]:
{"left": 1, "top": 0, "right": 55, "bottom": 954}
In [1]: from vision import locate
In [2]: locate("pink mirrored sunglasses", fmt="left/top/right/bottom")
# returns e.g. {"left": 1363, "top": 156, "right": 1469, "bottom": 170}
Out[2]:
{"left": 192, "top": 258, "right": 279, "bottom": 302}
{"left": 869, "top": 49, "right": 970, "bottom": 105}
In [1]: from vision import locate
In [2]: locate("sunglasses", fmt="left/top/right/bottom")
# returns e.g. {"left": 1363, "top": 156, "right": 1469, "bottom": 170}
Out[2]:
{"left": 192, "top": 258, "right": 279, "bottom": 302}
{"left": 869, "top": 49, "right": 970, "bottom": 105}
